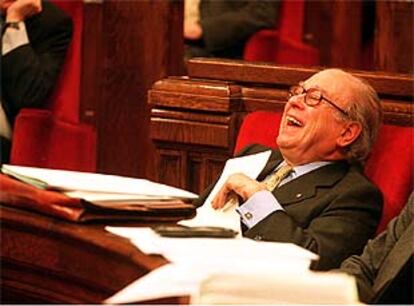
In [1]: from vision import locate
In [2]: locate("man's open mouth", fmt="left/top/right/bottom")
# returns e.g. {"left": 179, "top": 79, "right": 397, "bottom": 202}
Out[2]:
{"left": 286, "top": 115, "right": 303, "bottom": 127}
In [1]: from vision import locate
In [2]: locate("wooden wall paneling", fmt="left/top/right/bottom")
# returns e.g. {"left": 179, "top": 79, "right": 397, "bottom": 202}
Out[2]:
{"left": 80, "top": 2, "right": 103, "bottom": 127}
{"left": 188, "top": 59, "right": 414, "bottom": 96}
{"left": 156, "top": 148, "right": 186, "bottom": 189}
{"left": 303, "top": 1, "right": 333, "bottom": 66}
{"left": 374, "top": 1, "right": 414, "bottom": 74}
{"left": 149, "top": 77, "right": 243, "bottom": 192}
{"left": 330, "top": 0, "right": 362, "bottom": 69}
{"left": 95, "top": 0, "right": 184, "bottom": 179}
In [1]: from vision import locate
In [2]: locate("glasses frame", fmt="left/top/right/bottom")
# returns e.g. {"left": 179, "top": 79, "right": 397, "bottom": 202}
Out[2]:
{"left": 288, "top": 82, "right": 350, "bottom": 118}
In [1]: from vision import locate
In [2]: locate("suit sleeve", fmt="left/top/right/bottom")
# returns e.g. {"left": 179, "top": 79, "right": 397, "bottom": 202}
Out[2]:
{"left": 200, "top": 1, "right": 279, "bottom": 53}
{"left": 2, "top": 2, "right": 73, "bottom": 112}
{"left": 244, "top": 180, "right": 383, "bottom": 271}
{"left": 339, "top": 193, "right": 414, "bottom": 303}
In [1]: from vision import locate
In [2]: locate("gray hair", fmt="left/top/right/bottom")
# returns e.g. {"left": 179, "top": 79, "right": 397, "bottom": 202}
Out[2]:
{"left": 337, "top": 71, "right": 382, "bottom": 164}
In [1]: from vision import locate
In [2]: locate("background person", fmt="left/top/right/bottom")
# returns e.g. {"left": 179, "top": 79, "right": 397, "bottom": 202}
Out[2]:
{"left": 339, "top": 191, "right": 413, "bottom": 304}
{"left": 0, "top": 0, "right": 72, "bottom": 163}
{"left": 184, "top": 0, "right": 280, "bottom": 59}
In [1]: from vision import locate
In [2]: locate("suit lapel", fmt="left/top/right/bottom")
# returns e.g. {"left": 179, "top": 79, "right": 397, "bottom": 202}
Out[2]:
{"left": 373, "top": 222, "right": 414, "bottom": 296}
{"left": 255, "top": 148, "right": 350, "bottom": 205}
{"left": 274, "top": 160, "right": 349, "bottom": 205}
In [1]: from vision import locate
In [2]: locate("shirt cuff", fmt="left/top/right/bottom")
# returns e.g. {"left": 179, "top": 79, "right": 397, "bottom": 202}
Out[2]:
{"left": 236, "top": 190, "right": 283, "bottom": 229}
{"left": 2, "top": 21, "right": 29, "bottom": 55}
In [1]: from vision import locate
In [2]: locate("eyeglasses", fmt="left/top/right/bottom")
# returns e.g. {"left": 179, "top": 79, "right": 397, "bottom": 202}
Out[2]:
{"left": 288, "top": 82, "right": 349, "bottom": 117}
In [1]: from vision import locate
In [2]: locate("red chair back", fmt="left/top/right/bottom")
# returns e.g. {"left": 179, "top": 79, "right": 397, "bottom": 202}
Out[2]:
{"left": 47, "top": 0, "right": 83, "bottom": 123}
{"left": 243, "top": 0, "right": 319, "bottom": 66}
{"left": 10, "top": 0, "right": 96, "bottom": 172}
{"left": 365, "top": 124, "right": 414, "bottom": 232}
{"left": 235, "top": 111, "right": 413, "bottom": 234}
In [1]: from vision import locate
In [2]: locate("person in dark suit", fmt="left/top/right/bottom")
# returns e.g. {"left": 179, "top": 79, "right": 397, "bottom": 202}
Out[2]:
{"left": 195, "top": 68, "right": 383, "bottom": 270}
{"left": 0, "top": 0, "right": 72, "bottom": 163}
{"left": 184, "top": 0, "right": 280, "bottom": 59}
{"left": 339, "top": 191, "right": 413, "bottom": 304}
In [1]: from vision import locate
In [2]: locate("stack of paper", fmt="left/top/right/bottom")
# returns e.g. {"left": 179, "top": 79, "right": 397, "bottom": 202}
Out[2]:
{"left": 1, "top": 164, "right": 197, "bottom": 201}
{"left": 194, "top": 270, "right": 359, "bottom": 305}
{"left": 104, "top": 226, "right": 321, "bottom": 304}
{"left": 1, "top": 165, "right": 197, "bottom": 222}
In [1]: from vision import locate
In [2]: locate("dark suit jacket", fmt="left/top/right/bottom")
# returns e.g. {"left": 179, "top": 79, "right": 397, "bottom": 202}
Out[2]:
{"left": 340, "top": 192, "right": 413, "bottom": 304}
{"left": 195, "top": 144, "right": 383, "bottom": 270}
{"left": 186, "top": 0, "right": 280, "bottom": 59}
{"left": 1, "top": 0, "right": 73, "bottom": 125}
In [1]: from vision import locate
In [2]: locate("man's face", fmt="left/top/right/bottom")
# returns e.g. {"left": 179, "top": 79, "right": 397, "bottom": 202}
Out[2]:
{"left": 277, "top": 70, "right": 352, "bottom": 165}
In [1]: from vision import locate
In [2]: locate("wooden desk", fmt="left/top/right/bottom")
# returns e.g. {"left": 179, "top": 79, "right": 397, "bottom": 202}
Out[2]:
{"left": 0, "top": 205, "right": 182, "bottom": 304}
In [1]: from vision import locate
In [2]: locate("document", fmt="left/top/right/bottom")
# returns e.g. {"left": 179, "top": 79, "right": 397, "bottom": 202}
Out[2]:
{"left": 179, "top": 150, "right": 272, "bottom": 232}
{"left": 105, "top": 226, "right": 319, "bottom": 304}
{"left": 194, "top": 270, "right": 359, "bottom": 305}
{"left": 0, "top": 166, "right": 197, "bottom": 223}
{"left": 106, "top": 226, "right": 317, "bottom": 266}
{"left": 1, "top": 164, "right": 198, "bottom": 200}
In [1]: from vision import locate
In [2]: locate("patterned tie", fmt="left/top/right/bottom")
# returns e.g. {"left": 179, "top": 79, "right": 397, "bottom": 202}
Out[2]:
{"left": 262, "top": 164, "right": 293, "bottom": 191}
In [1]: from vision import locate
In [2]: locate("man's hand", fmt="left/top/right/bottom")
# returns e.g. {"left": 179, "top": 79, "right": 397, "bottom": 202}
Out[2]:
{"left": 6, "top": 0, "right": 42, "bottom": 22}
{"left": 211, "top": 173, "right": 266, "bottom": 209}
{"left": 184, "top": 21, "right": 202, "bottom": 40}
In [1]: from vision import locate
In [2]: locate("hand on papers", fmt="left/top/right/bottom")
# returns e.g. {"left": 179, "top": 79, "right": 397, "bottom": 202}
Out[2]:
{"left": 211, "top": 173, "right": 265, "bottom": 209}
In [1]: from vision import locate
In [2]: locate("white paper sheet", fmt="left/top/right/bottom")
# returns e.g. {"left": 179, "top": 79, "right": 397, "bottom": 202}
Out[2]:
{"left": 105, "top": 226, "right": 319, "bottom": 304}
{"left": 193, "top": 270, "right": 359, "bottom": 305}
{"left": 2, "top": 164, "right": 197, "bottom": 199}
{"left": 104, "top": 263, "right": 205, "bottom": 304}
{"left": 105, "top": 226, "right": 318, "bottom": 265}
{"left": 179, "top": 150, "right": 272, "bottom": 232}
{"left": 104, "top": 254, "right": 317, "bottom": 304}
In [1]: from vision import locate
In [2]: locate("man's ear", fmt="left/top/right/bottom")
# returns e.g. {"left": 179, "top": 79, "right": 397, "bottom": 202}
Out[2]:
{"left": 337, "top": 121, "right": 362, "bottom": 148}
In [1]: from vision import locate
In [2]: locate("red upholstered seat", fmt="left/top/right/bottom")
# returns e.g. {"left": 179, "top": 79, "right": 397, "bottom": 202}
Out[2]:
{"left": 365, "top": 125, "right": 413, "bottom": 233}
{"left": 10, "top": 0, "right": 96, "bottom": 172}
{"left": 244, "top": 0, "right": 319, "bottom": 66}
{"left": 234, "top": 111, "right": 413, "bottom": 234}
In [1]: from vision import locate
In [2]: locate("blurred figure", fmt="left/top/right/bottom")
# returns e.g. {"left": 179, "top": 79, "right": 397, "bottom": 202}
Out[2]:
{"left": 340, "top": 191, "right": 413, "bottom": 304}
{"left": 184, "top": 0, "right": 280, "bottom": 60}
{"left": 0, "top": 0, "right": 72, "bottom": 163}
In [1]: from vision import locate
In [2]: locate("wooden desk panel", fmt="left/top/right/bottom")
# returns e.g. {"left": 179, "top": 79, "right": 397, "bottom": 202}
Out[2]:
{"left": 0, "top": 205, "right": 172, "bottom": 304}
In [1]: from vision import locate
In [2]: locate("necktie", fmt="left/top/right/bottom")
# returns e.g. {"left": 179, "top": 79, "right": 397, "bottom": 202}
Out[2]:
{"left": 262, "top": 164, "right": 293, "bottom": 191}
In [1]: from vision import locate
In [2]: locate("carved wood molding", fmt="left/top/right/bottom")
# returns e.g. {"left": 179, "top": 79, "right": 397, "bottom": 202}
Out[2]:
{"left": 187, "top": 58, "right": 414, "bottom": 98}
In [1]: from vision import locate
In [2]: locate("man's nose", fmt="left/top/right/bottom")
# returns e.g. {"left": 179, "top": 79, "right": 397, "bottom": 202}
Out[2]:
{"left": 287, "top": 94, "right": 306, "bottom": 109}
